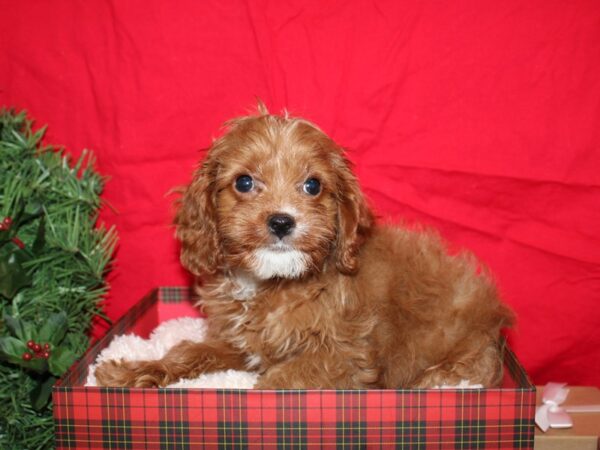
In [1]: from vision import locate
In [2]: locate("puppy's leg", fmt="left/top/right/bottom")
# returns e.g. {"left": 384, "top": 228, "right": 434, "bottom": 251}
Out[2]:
{"left": 95, "top": 340, "right": 246, "bottom": 387}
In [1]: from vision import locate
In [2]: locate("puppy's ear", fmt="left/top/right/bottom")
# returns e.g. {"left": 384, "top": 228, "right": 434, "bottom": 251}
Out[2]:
{"left": 175, "top": 150, "right": 222, "bottom": 276}
{"left": 334, "top": 155, "right": 374, "bottom": 275}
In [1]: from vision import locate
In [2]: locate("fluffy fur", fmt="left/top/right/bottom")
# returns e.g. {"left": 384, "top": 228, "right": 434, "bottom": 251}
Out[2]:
{"left": 95, "top": 106, "right": 514, "bottom": 389}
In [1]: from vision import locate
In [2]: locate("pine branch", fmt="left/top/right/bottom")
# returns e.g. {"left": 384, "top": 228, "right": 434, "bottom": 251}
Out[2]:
{"left": 0, "top": 108, "right": 116, "bottom": 449}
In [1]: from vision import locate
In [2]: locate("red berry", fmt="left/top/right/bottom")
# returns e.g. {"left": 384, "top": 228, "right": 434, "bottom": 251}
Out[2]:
{"left": 0, "top": 224, "right": 5, "bottom": 231}
{"left": 44, "top": 343, "right": 50, "bottom": 350}
{"left": 11, "top": 237, "right": 25, "bottom": 249}
{"left": 42, "top": 351, "right": 50, "bottom": 359}
{"left": 22, "top": 352, "right": 32, "bottom": 361}
{"left": 33, "top": 343, "right": 41, "bottom": 353}
{"left": 27, "top": 340, "right": 35, "bottom": 349}
{"left": 3, "top": 217, "right": 12, "bottom": 225}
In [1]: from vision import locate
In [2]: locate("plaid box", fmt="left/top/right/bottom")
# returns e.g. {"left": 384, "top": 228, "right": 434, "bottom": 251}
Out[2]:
{"left": 54, "top": 287, "right": 536, "bottom": 449}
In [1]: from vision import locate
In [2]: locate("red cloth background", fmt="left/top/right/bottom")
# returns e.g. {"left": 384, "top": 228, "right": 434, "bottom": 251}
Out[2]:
{"left": 1, "top": 1, "right": 599, "bottom": 386}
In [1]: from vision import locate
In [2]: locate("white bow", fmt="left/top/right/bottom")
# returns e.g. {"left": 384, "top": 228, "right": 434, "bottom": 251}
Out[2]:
{"left": 535, "top": 382, "right": 600, "bottom": 432}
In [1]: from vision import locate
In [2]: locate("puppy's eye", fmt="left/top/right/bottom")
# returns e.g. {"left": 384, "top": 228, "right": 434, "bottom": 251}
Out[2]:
{"left": 235, "top": 175, "right": 254, "bottom": 193}
{"left": 303, "top": 178, "right": 321, "bottom": 196}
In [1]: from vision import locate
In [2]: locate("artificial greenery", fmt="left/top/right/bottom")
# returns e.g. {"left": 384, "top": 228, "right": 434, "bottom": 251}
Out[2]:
{"left": 0, "top": 109, "right": 116, "bottom": 449}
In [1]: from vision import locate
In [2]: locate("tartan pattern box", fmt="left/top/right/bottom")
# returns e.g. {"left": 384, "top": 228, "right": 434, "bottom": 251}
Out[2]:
{"left": 53, "top": 287, "right": 536, "bottom": 449}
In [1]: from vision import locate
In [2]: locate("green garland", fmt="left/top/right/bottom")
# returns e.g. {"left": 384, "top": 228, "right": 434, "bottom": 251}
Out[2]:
{"left": 0, "top": 109, "right": 116, "bottom": 449}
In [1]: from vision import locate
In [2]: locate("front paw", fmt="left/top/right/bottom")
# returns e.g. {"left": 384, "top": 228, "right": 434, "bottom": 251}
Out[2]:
{"left": 94, "top": 359, "right": 167, "bottom": 388}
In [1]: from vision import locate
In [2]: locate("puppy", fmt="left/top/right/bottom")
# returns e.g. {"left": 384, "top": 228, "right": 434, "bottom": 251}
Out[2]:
{"left": 95, "top": 107, "right": 513, "bottom": 389}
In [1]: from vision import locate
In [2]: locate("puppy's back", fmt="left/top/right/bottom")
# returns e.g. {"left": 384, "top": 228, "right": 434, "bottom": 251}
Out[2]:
{"left": 355, "top": 225, "right": 513, "bottom": 387}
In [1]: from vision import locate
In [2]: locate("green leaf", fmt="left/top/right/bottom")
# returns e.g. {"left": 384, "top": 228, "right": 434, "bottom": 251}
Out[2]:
{"left": 48, "top": 346, "right": 77, "bottom": 376}
{"left": 38, "top": 311, "right": 68, "bottom": 345}
{"left": 30, "top": 375, "right": 57, "bottom": 411}
{"left": 0, "top": 336, "right": 28, "bottom": 363}
{"left": 3, "top": 313, "right": 27, "bottom": 340}
{"left": 0, "top": 243, "right": 33, "bottom": 299}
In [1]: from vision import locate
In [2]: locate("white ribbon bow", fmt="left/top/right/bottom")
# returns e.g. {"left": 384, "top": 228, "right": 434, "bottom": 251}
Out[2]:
{"left": 535, "top": 382, "right": 600, "bottom": 432}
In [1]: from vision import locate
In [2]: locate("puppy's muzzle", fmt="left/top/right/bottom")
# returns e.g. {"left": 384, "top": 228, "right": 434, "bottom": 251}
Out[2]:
{"left": 267, "top": 214, "right": 296, "bottom": 239}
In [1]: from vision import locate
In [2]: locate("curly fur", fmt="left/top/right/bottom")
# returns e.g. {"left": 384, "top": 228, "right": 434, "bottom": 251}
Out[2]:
{"left": 95, "top": 107, "right": 514, "bottom": 389}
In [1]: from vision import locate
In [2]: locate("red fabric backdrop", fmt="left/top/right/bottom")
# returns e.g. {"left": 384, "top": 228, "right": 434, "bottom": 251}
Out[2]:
{"left": 1, "top": 1, "right": 599, "bottom": 386}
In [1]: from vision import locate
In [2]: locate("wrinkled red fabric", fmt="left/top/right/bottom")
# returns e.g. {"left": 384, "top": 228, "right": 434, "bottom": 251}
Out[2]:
{"left": 1, "top": 1, "right": 599, "bottom": 386}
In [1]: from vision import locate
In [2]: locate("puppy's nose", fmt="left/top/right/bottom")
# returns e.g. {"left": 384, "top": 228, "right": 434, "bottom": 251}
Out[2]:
{"left": 267, "top": 214, "right": 296, "bottom": 239}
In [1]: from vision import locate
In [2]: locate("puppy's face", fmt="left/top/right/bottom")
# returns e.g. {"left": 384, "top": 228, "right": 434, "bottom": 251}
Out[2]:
{"left": 215, "top": 118, "right": 339, "bottom": 279}
{"left": 176, "top": 113, "right": 373, "bottom": 280}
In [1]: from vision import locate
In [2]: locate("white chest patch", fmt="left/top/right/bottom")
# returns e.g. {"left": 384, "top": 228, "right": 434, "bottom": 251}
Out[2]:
{"left": 252, "top": 247, "right": 308, "bottom": 279}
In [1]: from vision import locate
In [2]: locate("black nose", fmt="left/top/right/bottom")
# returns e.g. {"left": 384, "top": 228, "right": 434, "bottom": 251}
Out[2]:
{"left": 267, "top": 214, "right": 296, "bottom": 239}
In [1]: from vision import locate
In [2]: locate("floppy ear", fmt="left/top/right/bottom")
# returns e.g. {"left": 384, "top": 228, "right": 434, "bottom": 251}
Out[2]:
{"left": 175, "top": 151, "right": 222, "bottom": 276}
{"left": 334, "top": 155, "right": 374, "bottom": 275}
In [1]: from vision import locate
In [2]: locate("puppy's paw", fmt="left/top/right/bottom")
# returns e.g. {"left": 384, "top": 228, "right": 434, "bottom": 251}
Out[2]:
{"left": 94, "top": 359, "right": 168, "bottom": 388}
